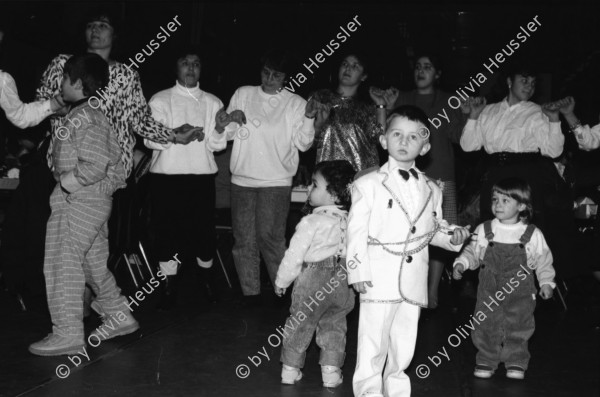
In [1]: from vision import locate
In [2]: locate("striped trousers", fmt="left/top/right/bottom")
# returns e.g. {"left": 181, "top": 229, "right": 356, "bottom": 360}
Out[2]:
{"left": 44, "top": 187, "right": 128, "bottom": 338}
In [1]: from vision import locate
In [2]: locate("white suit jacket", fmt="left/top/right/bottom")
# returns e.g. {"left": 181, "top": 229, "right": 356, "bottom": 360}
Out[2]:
{"left": 347, "top": 161, "right": 461, "bottom": 307}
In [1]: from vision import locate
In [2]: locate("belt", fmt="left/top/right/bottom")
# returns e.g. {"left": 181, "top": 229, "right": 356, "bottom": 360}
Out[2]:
{"left": 302, "top": 256, "right": 345, "bottom": 269}
{"left": 488, "top": 151, "right": 542, "bottom": 166}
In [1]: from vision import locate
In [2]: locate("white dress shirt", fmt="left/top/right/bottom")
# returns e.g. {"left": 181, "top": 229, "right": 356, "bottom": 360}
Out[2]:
{"left": 461, "top": 98, "right": 564, "bottom": 158}
{"left": 0, "top": 70, "right": 53, "bottom": 129}
{"left": 573, "top": 123, "right": 600, "bottom": 151}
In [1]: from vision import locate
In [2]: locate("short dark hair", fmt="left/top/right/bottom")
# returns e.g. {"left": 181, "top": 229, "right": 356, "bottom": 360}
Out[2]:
{"left": 174, "top": 45, "right": 202, "bottom": 65}
{"left": 260, "top": 49, "right": 295, "bottom": 77}
{"left": 85, "top": 9, "right": 119, "bottom": 34}
{"left": 506, "top": 61, "right": 538, "bottom": 81}
{"left": 314, "top": 160, "right": 356, "bottom": 210}
{"left": 414, "top": 52, "right": 443, "bottom": 72}
{"left": 63, "top": 53, "right": 109, "bottom": 98}
{"left": 339, "top": 50, "right": 369, "bottom": 76}
{"left": 492, "top": 177, "right": 533, "bottom": 223}
{"left": 385, "top": 105, "right": 431, "bottom": 141}
{"left": 173, "top": 45, "right": 202, "bottom": 75}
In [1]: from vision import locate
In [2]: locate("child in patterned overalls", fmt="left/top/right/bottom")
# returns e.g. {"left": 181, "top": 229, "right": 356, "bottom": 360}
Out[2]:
{"left": 274, "top": 160, "right": 356, "bottom": 388}
{"left": 453, "top": 177, "right": 555, "bottom": 380}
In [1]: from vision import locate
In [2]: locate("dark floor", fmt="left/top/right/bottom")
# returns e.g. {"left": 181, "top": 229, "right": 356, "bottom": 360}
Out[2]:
{"left": 1, "top": 250, "right": 599, "bottom": 397}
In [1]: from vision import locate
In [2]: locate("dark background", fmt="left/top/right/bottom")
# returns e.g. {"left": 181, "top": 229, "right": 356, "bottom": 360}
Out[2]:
{"left": 1, "top": 1, "right": 600, "bottom": 156}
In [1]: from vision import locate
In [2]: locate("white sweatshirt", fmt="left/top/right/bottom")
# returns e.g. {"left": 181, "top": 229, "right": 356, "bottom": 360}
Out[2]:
{"left": 225, "top": 86, "right": 315, "bottom": 187}
{"left": 145, "top": 82, "right": 226, "bottom": 175}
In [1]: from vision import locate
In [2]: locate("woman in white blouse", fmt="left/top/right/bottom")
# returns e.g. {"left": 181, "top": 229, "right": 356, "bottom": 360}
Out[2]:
{"left": 461, "top": 64, "right": 569, "bottom": 229}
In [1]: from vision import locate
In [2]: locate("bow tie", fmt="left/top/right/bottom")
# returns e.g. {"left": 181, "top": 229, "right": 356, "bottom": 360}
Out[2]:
{"left": 399, "top": 168, "right": 419, "bottom": 181}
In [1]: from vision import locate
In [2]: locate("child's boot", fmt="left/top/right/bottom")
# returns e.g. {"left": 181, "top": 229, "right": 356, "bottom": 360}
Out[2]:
{"left": 321, "top": 365, "right": 343, "bottom": 388}
{"left": 281, "top": 365, "right": 302, "bottom": 384}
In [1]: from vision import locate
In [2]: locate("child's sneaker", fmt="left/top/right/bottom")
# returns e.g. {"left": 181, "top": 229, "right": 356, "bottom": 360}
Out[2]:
{"left": 321, "top": 365, "right": 343, "bottom": 388}
{"left": 281, "top": 365, "right": 302, "bottom": 384}
{"left": 29, "top": 333, "right": 85, "bottom": 356}
{"left": 473, "top": 364, "right": 495, "bottom": 378}
{"left": 89, "top": 303, "right": 139, "bottom": 341}
{"left": 506, "top": 366, "right": 525, "bottom": 380}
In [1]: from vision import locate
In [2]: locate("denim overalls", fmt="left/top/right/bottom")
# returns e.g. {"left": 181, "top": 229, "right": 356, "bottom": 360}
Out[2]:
{"left": 280, "top": 255, "right": 356, "bottom": 369}
{"left": 472, "top": 221, "right": 537, "bottom": 370}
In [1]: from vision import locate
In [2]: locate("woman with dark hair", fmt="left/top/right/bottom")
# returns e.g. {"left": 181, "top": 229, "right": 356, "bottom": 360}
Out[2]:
{"left": 389, "top": 54, "right": 468, "bottom": 308}
{"left": 145, "top": 47, "right": 226, "bottom": 309}
{"left": 312, "top": 53, "right": 390, "bottom": 175}
{"left": 219, "top": 49, "right": 322, "bottom": 304}
{"left": 461, "top": 63, "right": 569, "bottom": 230}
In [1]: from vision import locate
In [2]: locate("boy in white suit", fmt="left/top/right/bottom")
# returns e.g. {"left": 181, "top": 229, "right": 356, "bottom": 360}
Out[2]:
{"left": 347, "top": 105, "right": 470, "bottom": 397}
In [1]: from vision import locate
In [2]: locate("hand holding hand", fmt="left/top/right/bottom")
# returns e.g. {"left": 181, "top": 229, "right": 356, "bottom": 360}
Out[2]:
{"left": 275, "top": 286, "right": 287, "bottom": 297}
{"left": 467, "top": 97, "right": 486, "bottom": 119}
{"left": 352, "top": 281, "right": 373, "bottom": 294}
{"left": 369, "top": 86, "right": 387, "bottom": 106}
{"left": 215, "top": 107, "right": 231, "bottom": 131}
{"left": 453, "top": 263, "right": 465, "bottom": 280}
{"left": 175, "top": 125, "right": 204, "bottom": 144}
{"left": 450, "top": 225, "right": 471, "bottom": 245}
{"left": 542, "top": 101, "right": 561, "bottom": 122}
{"left": 539, "top": 284, "right": 554, "bottom": 300}
{"left": 557, "top": 96, "right": 575, "bottom": 116}
{"left": 460, "top": 97, "right": 472, "bottom": 114}
{"left": 229, "top": 110, "right": 247, "bottom": 125}
{"left": 50, "top": 94, "right": 69, "bottom": 116}
{"left": 305, "top": 97, "right": 326, "bottom": 118}
{"left": 383, "top": 87, "right": 399, "bottom": 110}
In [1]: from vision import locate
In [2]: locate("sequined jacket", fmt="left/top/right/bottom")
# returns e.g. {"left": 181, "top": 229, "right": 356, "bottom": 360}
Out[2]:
{"left": 313, "top": 89, "right": 382, "bottom": 172}
{"left": 347, "top": 162, "right": 461, "bottom": 306}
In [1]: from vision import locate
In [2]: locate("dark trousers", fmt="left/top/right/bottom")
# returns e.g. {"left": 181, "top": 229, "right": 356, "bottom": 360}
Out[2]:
{"left": 0, "top": 149, "right": 55, "bottom": 308}
{"left": 149, "top": 173, "right": 216, "bottom": 263}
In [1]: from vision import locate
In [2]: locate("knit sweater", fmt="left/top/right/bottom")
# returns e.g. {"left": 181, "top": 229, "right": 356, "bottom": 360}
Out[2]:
{"left": 145, "top": 82, "right": 226, "bottom": 174}
{"left": 225, "top": 86, "right": 315, "bottom": 187}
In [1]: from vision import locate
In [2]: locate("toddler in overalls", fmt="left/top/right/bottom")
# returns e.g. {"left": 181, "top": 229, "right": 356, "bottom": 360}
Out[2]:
{"left": 453, "top": 177, "right": 555, "bottom": 380}
{"left": 274, "top": 160, "right": 356, "bottom": 388}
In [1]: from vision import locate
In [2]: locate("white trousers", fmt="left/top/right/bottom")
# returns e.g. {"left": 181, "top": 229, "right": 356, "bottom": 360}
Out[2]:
{"left": 353, "top": 301, "right": 421, "bottom": 397}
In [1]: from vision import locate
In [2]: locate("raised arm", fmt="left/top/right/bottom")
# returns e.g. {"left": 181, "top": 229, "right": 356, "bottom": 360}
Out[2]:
{"left": 290, "top": 96, "right": 316, "bottom": 152}
{"left": 0, "top": 71, "right": 58, "bottom": 128}
{"left": 459, "top": 97, "right": 487, "bottom": 152}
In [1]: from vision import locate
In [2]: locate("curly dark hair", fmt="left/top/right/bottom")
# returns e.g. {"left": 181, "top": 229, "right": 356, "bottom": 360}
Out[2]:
{"left": 314, "top": 160, "right": 356, "bottom": 210}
